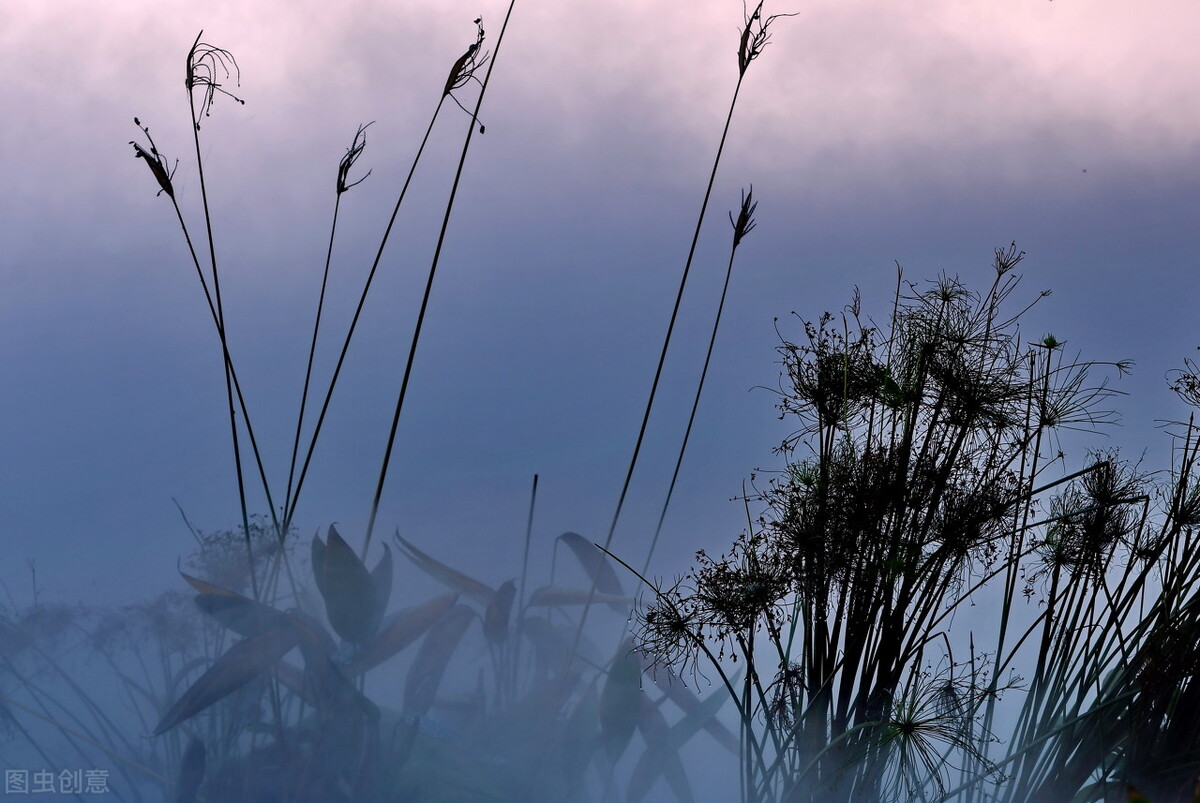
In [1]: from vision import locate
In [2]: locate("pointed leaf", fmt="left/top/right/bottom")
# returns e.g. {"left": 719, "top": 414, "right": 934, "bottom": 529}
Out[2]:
{"left": 559, "top": 532, "right": 626, "bottom": 612}
{"left": 371, "top": 543, "right": 394, "bottom": 621}
{"left": 295, "top": 634, "right": 380, "bottom": 722}
{"left": 561, "top": 683, "right": 600, "bottom": 785}
{"left": 315, "top": 525, "right": 380, "bottom": 643}
{"left": 403, "top": 604, "right": 474, "bottom": 717}
{"left": 172, "top": 737, "right": 206, "bottom": 803}
{"left": 310, "top": 534, "right": 328, "bottom": 596}
{"left": 650, "top": 666, "right": 740, "bottom": 755}
{"left": 483, "top": 580, "right": 516, "bottom": 645}
{"left": 599, "top": 640, "right": 643, "bottom": 761}
{"left": 154, "top": 624, "right": 298, "bottom": 735}
{"left": 394, "top": 532, "right": 495, "bottom": 605}
{"left": 628, "top": 699, "right": 694, "bottom": 803}
{"left": 527, "top": 586, "right": 633, "bottom": 608}
{"left": 628, "top": 682, "right": 732, "bottom": 803}
{"left": 347, "top": 593, "right": 459, "bottom": 676}
{"left": 180, "top": 572, "right": 244, "bottom": 597}
{"left": 193, "top": 593, "right": 290, "bottom": 638}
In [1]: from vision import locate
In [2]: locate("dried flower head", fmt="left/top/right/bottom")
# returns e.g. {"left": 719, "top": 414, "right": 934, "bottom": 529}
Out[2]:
{"left": 186, "top": 31, "right": 245, "bottom": 130}
{"left": 994, "top": 241, "right": 1025, "bottom": 276}
{"left": 337, "top": 122, "right": 374, "bottom": 195}
{"left": 738, "top": 2, "right": 797, "bottom": 77}
{"left": 730, "top": 185, "right": 758, "bottom": 249}
{"left": 635, "top": 578, "right": 703, "bottom": 674}
{"left": 1168, "top": 357, "right": 1200, "bottom": 408}
{"left": 129, "top": 117, "right": 178, "bottom": 198}
{"left": 443, "top": 18, "right": 489, "bottom": 133}
{"left": 444, "top": 18, "right": 487, "bottom": 97}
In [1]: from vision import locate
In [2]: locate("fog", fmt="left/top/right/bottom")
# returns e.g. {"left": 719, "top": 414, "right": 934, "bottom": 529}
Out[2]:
{"left": 3, "top": 0, "right": 1200, "bottom": 800}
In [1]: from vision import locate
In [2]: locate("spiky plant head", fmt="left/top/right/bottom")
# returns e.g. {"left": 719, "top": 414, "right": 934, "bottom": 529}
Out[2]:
{"left": 738, "top": 2, "right": 798, "bottom": 77}
{"left": 186, "top": 31, "right": 245, "bottom": 129}
{"left": 129, "top": 117, "right": 178, "bottom": 198}
{"left": 336, "top": 122, "right": 374, "bottom": 195}
{"left": 730, "top": 185, "right": 758, "bottom": 248}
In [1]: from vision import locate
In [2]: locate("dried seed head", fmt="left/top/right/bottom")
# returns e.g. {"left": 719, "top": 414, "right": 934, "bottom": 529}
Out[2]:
{"left": 186, "top": 31, "right": 245, "bottom": 130}
{"left": 129, "top": 118, "right": 178, "bottom": 198}
{"left": 337, "top": 122, "right": 374, "bottom": 195}
{"left": 994, "top": 241, "right": 1025, "bottom": 276}
{"left": 730, "top": 185, "right": 759, "bottom": 248}
{"left": 738, "top": 2, "right": 797, "bottom": 77}
{"left": 444, "top": 18, "right": 487, "bottom": 98}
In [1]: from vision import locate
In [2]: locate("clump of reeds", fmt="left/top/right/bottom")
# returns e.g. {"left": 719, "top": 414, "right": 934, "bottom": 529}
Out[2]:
{"left": 628, "top": 251, "right": 1200, "bottom": 803}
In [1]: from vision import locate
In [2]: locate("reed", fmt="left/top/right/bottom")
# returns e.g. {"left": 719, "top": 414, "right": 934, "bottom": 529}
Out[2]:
{"left": 630, "top": 254, "right": 1200, "bottom": 803}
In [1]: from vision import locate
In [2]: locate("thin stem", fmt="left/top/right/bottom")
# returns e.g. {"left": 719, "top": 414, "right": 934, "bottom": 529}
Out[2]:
{"left": 566, "top": 72, "right": 749, "bottom": 676}
{"left": 284, "top": 191, "right": 344, "bottom": 527}
{"left": 362, "top": 4, "right": 517, "bottom": 558}
{"left": 641, "top": 193, "right": 753, "bottom": 576}
{"left": 187, "top": 88, "right": 260, "bottom": 598}
{"left": 282, "top": 97, "right": 446, "bottom": 537}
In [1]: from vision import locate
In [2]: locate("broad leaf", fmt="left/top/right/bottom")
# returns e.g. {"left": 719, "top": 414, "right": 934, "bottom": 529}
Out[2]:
{"left": 650, "top": 666, "right": 740, "bottom": 755}
{"left": 599, "top": 640, "right": 643, "bottom": 761}
{"left": 628, "top": 699, "right": 695, "bottom": 803}
{"left": 559, "top": 532, "right": 626, "bottom": 612}
{"left": 347, "top": 593, "right": 458, "bottom": 676}
{"left": 394, "top": 532, "right": 495, "bottom": 605}
{"left": 313, "top": 525, "right": 381, "bottom": 643}
{"left": 527, "top": 586, "right": 632, "bottom": 608}
{"left": 483, "top": 580, "right": 516, "bottom": 645}
{"left": 403, "top": 604, "right": 474, "bottom": 717}
{"left": 154, "top": 624, "right": 298, "bottom": 735}
{"left": 628, "top": 682, "right": 732, "bottom": 803}
{"left": 172, "top": 737, "right": 205, "bottom": 803}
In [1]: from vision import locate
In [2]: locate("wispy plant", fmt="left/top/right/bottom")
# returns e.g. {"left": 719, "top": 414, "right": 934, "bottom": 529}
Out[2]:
{"left": 626, "top": 254, "right": 1200, "bottom": 803}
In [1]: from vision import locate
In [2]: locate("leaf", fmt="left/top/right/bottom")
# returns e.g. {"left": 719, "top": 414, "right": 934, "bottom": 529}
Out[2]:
{"left": 313, "top": 525, "right": 381, "bottom": 643}
{"left": 628, "top": 682, "right": 732, "bottom": 803}
{"left": 180, "top": 572, "right": 243, "bottom": 597}
{"left": 526, "top": 586, "right": 633, "bottom": 608}
{"left": 193, "top": 593, "right": 290, "bottom": 638}
{"left": 483, "top": 580, "right": 516, "bottom": 645}
{"left": 154, "top": 624, "right": 298, "bottom": 735}
{"left": 559, "top": 532, "right": 626, "bottom": 612}
{"left": 172, "top": 737, "right": 205, "bottom": 803}
{"left": 371, "top": 542, "right": 394, "bottom": 620}
{"left": 346, "top": 593, "right": 459, "bottom": 676}
{"left": 599, "top": 640, "right": 643, "bottom": 761}
{"left": 560, "top": 684, "right": 600, "bottom": 785}
{"left": 650, "top": 666, "right": 740, "bottom": 755}
{"left": 403, "top": 604, "right": 474, "bottom": 717}
{"left": 394, "top": 531, "right": 495, "bottom": 605}
{"left": 294, "top": 635, "right": 380, "bottom": 723}
{"left": 628, "top": 699, "right": 694, "bottom": 803}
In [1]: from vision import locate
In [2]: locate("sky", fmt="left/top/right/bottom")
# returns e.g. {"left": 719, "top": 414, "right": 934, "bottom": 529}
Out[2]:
{"left": 3, "top": 2, "right": 1200, "bottom": 799}
{"left": 2, "top": 0, "right": 1200, "bottom": 617}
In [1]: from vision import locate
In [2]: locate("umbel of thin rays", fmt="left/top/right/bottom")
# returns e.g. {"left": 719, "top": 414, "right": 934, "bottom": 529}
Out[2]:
{"left": 626, "top": 248, "right": 1200, "bottom": 802}
{"left": 129, "top": 15, "right": 508, "bottom": 595}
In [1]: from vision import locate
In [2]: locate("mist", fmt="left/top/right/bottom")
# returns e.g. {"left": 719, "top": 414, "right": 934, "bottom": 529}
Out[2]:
{"left": 3, "top": 1, "right": 1200, "bottom": 800}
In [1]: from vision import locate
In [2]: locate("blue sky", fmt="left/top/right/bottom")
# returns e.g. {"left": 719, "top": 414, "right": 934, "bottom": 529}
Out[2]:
{"left": 2, "top": 0, "right": 1199, "bottom": 606}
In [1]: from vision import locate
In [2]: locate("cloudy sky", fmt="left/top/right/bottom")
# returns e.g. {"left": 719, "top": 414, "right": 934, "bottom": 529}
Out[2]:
{"left": 2, "top": 0, "right": 1199, "bottom": 607}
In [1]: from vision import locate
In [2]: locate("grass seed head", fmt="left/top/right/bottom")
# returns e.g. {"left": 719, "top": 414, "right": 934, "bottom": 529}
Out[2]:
{"left": 738, "top": 2, "right": 797, "bottom": 77}
{"left": 337, "top": 122, "right": 374, "bottom": 195}
{"left": 186, "top": 31, "right": 245, "bottom": 130}
{"left": 730, "top": 185, "right": 758, "bottom": 248}
{"left": 444, "top": 18, "right": 487, "bottom": 98}
{"left": 129, "top": 118, "right": 177, "bottom": 198}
